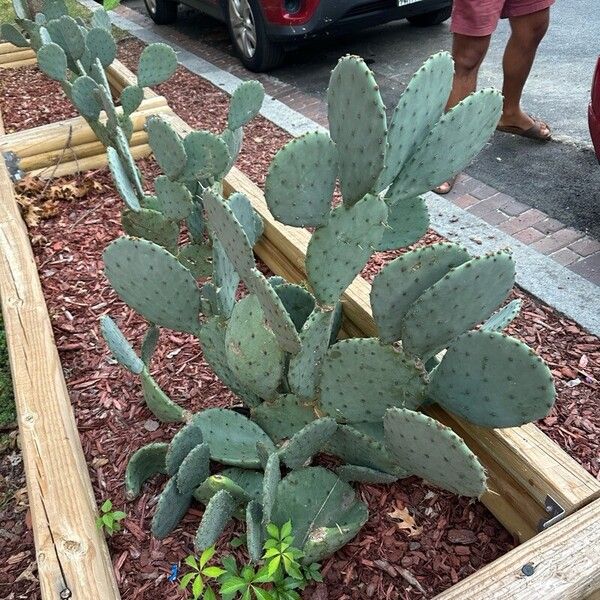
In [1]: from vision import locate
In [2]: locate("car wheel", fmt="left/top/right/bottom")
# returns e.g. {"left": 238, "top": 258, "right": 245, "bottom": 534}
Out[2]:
{"left": 226, "top": 0, "right": 284, "bottom": 72}
{"left": 144, "top": 0, "right": 178, "bottom": 25}
{"left": 407, "top": 6, "right": 452, "bottom": 27}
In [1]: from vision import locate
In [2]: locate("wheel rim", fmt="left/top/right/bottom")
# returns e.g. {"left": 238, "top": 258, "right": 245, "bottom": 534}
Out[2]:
{"left": 146, "top": 0, "right": 156, "bottom": 14}
{"left": 229, "top": 0, "right": 257, "bottom": 59}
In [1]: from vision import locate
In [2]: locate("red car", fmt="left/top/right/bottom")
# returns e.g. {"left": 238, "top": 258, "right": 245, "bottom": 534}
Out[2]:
{"left": 144, "top": 0, "right": 453, "bottom": 71}
{"left": 590, "top": 56, "right": 600, "bottom": 162}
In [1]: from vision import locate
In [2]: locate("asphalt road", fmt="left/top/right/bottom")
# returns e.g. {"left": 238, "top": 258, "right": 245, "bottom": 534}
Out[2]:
{"left": 127, "top": 0, "right": 600, "bottom": 238}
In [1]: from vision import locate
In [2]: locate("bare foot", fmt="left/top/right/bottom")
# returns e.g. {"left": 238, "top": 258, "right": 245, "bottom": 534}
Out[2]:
{"left": 434, "top": 175, "right": 458, "bottom": 195}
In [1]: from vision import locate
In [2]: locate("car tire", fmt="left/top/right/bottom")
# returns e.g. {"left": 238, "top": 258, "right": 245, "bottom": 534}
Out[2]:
{"left": 407, "top": 6, "right": 452, "bottom": 27}
{"left": 144, "top": 0, "right": 178, "bottom": 25}
{"left": 225, "top": 0, "right": 284, "bottom": 72}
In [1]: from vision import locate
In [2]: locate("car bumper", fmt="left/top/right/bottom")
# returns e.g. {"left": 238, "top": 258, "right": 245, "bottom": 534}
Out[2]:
{"left": 264, "top": 0, "right": 452, "bottom": 42}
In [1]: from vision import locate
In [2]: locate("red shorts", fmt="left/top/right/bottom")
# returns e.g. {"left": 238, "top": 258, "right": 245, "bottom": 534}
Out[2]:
{"left": 451, "top": 0, "right": 555, "bottom": 37}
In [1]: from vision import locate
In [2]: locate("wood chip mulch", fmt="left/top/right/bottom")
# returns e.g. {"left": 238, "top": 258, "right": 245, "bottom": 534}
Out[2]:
{"left": 0, "top": 39, "right": 597, "bottom": 600}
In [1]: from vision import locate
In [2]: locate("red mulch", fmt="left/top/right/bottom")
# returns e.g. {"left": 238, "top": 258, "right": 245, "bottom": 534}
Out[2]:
{"left": 0, "top": 38, "right": 597, "bottom": 600}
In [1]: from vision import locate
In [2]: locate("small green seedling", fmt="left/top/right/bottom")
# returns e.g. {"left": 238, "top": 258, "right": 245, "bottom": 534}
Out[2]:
{"left": 180, "top": 547, "right": 226, "bottom": 600}
{"left": 262, "top": 521, "right": 304, "bottom": 580}
{"left": 95, "top": 499, "right": 126, "bottom": 535}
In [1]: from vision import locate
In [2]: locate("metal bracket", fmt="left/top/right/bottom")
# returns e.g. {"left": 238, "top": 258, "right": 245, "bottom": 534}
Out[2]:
{"left": 538, "top": 494, "right": 566, "bottom": 531}
{"left": 2, "top": 151, "right": 23, "bottom": 181}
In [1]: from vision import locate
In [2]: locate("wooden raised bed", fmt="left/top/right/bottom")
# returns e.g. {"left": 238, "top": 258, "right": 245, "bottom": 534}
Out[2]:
{"left": 1, "top": 44, "right": 599, "bottom": 599}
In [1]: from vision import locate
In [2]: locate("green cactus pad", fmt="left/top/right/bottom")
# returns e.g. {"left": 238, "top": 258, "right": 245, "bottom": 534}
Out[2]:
{"left": 107, "top": 147, "right": 141, "bottom": 212}
{"left": 429, "top": 330, "right": 555, "bottom": 427}
{"left": 371, "top": 243, "right": 471, "bottom": 343}
{"left": 177, "top": 243, "right": 212, "bottom": 278}
{"left": 146, "top": 116, "right": 187, "bottom": 180}
{"left": 280, "top": 418, "right": 338, "bottom": 470}
{"left": 0, "top": 24, "right": 29, "bottom": 47}
{"left": 327, "top": 424, "right": 404, "bottom": 475}
{"left": 194, "top": 474, "right": 252, "bottom": 507}
{"left": 85, "top": 27, "right": 116, "bottom": 67}
{"left": 221, "top": 126, "right": 243, "bottom": 172}
{"left": 320, "top": 338, "right": 427, "bottom": 422}
{"left": 152, "top": 477, "right": 192, "bottom": 539}
{"left": 246, "top": 500, "right": 264, "bottom": 562}
{"left": 401, "top": 250, "right": 515, "bottom": 358}
{"left": 141, "top": 369, "right": 186, "bottom": 422}
{"left": 303, "top": 519, "right": 367, "bottom": 565}
{"left": 228, "top": 192, "right": 264, "bottom": 245}
{"left": 41, "top": 0, "right": 67, "bottom": 20}
{"left": 265, "top": 132, "right": 336, "bottom": 227}
{"left": 211, "top": 241, "right": 238, "bottom": 317}
{"left": 271, "top": 467, "right": 368, "bottom": 562}
{"left": 12, "top": 0, "right": 29, "bottom": 20}
{"left": 137, "top": 42, "right": 177, "bottom": 87}
{"left": 481, "top": 299, "right": 522, "bottom": 332}
{"left": 166, "top": 420, "right": 204, "bottom": 475}
{"left": 327, "top": 56, "right": 386, "bottom": 205}
{"left": 335, "top": 465, "right": 398, "bottom": 484}
{"left": 71, "top": 75, "right": 102, "bottom": 119}
{"left": 176, "top": 443, "right": 210, "bottom": 494}
{"left": 262, "top": 453, "right": 280, "bottom": 525}
{"left": 384, "top": 407, "right": 486, "bottom": 497}
{"left": 251, "top": 394, "right": 317, "bottom": 444}
{"left": 200, "top": 282, "right": 218, "bottom": 317}
{"left": 198, "top": 469, "right": 263, "bottom": 504}
{"left": 141, "top": 323, "right": 160, "bottom": 366}
{"left": 288, "top": 308, "right": 335, "bottom": 399}
{"left": 99, "top": 315, "right": 143, "bottom": 374}
{"left": 181, "top": 131, "right": 230, "bottom": 182}
{"left": 192, "top": 408, "right": 276, "bottom": 468}
{"left": 124, "top": 442, "right": 168, "bottom": 500}
{"left": 120, "top": 85, "right": 144, "bottom": 116}
{"left": 225, "top": 294, "right": 285, "bottom": 399}
{"left": 152, "top": 175, "right": 193, "bottom": 220}
{"left": 393, "top": 89, "right": 503, "bottom": 200}
{"left": 376, "top": 195, "right": 429, "bottom": 251}
{"left": 228, "top": 80, "right": 265, "bottom": 130}
{"left": 306, "top": 194, "right": 387, "bottom": 305}
{"left": 103, "top": 237, "right": 202, "bottom": 334}
{"left": 198, "top": 316, "right": 260, "bottom": 407}
{"left": 121, "top": 208, "right": 179, "bottom": 253}
{"left": 186, "top": 199, "right": 205, "bottom": 242}
{"left": 37, "top": 42, "right": 67, "bottom": 81}
{"left": 195, "top": 490, "right": 236, "bottom": 551}
{"left": 246, "top": 268, "right": 302, "bottom": 354}
{"left": 91, "top": 8, "right": 111, "bottom": 30}
{"left": 377, "top": 52, "right": 454, "bottom": 191}
{"left": 273, "top": 283, "right": 315, "bottom": 331}
{"left": 46, "top": 16, "right": 85, "bottom": 60}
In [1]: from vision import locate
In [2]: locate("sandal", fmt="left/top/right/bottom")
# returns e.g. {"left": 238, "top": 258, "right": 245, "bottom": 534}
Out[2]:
{"left": 496, "top": 115, "right": 551, "bottom": 141}
{"left": 434, "top": 174, "right": 458, "bottom": 195}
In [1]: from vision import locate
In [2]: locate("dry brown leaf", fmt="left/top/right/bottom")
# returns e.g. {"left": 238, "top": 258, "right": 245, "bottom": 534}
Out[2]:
{"left": 387, "top": 505, "right": 423, "bottom": 537}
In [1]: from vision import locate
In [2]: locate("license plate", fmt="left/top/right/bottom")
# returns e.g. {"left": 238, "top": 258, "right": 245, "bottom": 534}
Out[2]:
{"left": 398, "top": 0, "right": 421, "bottom": 5}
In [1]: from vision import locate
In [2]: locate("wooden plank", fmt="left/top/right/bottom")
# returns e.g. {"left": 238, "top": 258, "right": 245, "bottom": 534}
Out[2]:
{"left": 434, "top": 498, "right": 600, "bottom": 599}
{"left": 0, "top": 114, "right": 120, "bottom": 599}
{"left": 220, "top": 166, "right": 600, "bottom": 541}
{"left": 1, "top": 58, "right": 37, "bottom": 69}
{"left": 0, "top": 49, "right": 35, "bottom": 65}
{"left": 0, "top": 42, "right": 34, "bottom": 55}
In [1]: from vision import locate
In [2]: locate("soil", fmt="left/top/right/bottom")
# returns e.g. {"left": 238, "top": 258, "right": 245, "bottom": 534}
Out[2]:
{"left": 0, "top": 37, "right": 597, "bottom": 600}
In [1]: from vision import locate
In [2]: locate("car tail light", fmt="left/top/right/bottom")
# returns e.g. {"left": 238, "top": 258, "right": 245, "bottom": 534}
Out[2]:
{"left": 262, "top": 0, "right": 319, "bottom": 24}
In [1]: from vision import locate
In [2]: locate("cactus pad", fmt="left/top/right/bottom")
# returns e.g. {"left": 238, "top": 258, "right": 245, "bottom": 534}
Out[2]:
{"left": 103, "top": 237, "right": 201, "bottom": 334}
{"left": 146, "top": 116, "right": 187, "bottom": 180}
{"left": 41, "top": 0, "right": 67, "bottom": 20}
{"left": 221, "top": 126, "right": 243, "bottom": 172}
{"left": 166, "top": 420, "right": 204, "bottom": 475}
{"left": 306, "top": 194, "right": 387, "bottom": 305}
{"left": 262, "top": 453, "right": 280, "bottom": 525}
{"left": 246, "top": 501, "right": 264, "bottom": 562}
{"left": 273, "top": 283, "right": 315, "bottom": 331}
{"left": 151, "top": 477, "right": 193, "bottom": 538}
{"left": 124, "top": 442, "right": 168, "bottom": 500}
{"left": 194, "top": 490, "right": 236, "bottom": 551}
{"left": 182, "top": 131, "right": 230, "bottom": 182}
{"left": 177, "top": 243, "right": 212, "bottom": 278}
{"left": 371, "top": 243, "right": 471, "bottom": 343}
{"left": 376, "top": 195, "right": 429, "bottom": 251}
{"left": 280, "top": 418, "right": 338, "bottom": 469}
{"left": 120, "top": 84, "right": 144, "bottom": 116}
{"left": 37, "top": 42, "right": 67, "bottom": 81}
{"left": 121, "top": 208, "right": 179, "bottom": 253}
{"left": 228, "top": 192, "right": 264, "bottom": 245}
{"left": 481, "top": 299, "right": 522, "bottom": 332}
{"left": 141, "top": 323, "right": 160, "bottom": 366}
{"left": 194, "top": 474, "right": 252, "bottom": 507}
{"left": 335, "top": 465, "right": 398, "bottom": 484}
{"left": 100, "top": 315, "right": 143, "bottom": 374}
{"left": 225, "top": 294, "right": 285, "bottom": 399}
{"left": 271, "top": 467, "right": 368, "bottom": 562}
{"left": 71, "top": 75, "right": 102, "bottom": 119}
{"left": 251, "top": 394, "right": 316, "bottom": 443}
{"left": 429, "top": 330, "right": 555, "bottom": 427}
{"left": 401, "top": 251, "right": 515, "bottom": 357}
{"left": 107, "top": 147, "right": 141, "bottom": 212}
{"left": 288, "top": 308, "right": 335, "bottom": 399}
{"left": 85, "top": 27, "right": 115, "bottom": 67}
{"left": 227, "top": 80, "right": 265, "bottom": 130}
{"left": 0, "top": 24, "right": 28, "bottom": 47}
{"left": 176, "top": 442, "right": 210, "bottom": 494}
{"left": 327, "top": 56, "right": 386, "bottom": 205}
{"left": 46, "top": 15, "right": 85, "bottom": 60}
{"left": 137, "top": 43, "right": 177, "bottom": 87}
{"left": 377, "top": 52, "right": 453, "bottom": 191}
{"left": 151, "top": 176, "right": 194, "bottom": 221}
{"left": 383, "top": 407, "right": 486, "bottom": 497}
{"left": 265, "top": 132, "right": 336, "bottom": 227}
{"left": 192, "top": 408, "right": 276, "bottom": 468}
{"left": 212, "top": 241, "right": 238, "bottom": 317}
{"left": 91, "top": 7, "right": 111, "bottom": 30}
{"left": 320, "top": 338, "right": 427, "bottom": 422}
{"left": 141, "top": 369, "right": 185, "bottom": 422}
{"left": 216, "top": 468, "right": 264, "bottom": 503}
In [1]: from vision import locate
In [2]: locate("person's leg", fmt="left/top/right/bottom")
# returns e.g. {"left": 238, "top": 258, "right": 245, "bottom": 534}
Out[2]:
{"left": 497, "top": 7, "right": 550, "bottom": 135}
{"left": 435, "top": 33, "right": 491, "bottom": 193}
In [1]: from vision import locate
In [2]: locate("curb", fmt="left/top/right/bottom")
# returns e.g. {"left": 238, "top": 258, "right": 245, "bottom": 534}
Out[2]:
{"left": 79, "top": 0, "right": 600, "bottom": 336}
